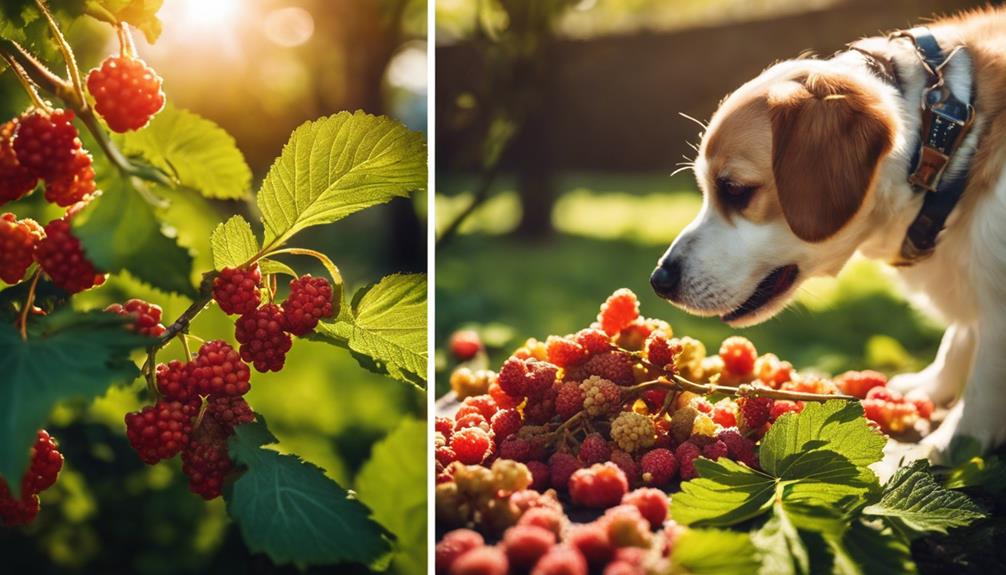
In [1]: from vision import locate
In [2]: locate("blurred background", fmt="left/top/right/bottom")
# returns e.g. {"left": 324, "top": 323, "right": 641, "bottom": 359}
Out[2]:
{"left": 434, "top": 0, "right": 993, "bottom": 396}
{"left": 0, "top": 1, "right": 427, "bottom": 574}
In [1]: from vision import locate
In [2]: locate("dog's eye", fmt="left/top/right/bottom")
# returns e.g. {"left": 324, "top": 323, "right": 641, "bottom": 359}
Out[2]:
{"left": 716, "top": 178, "right": 757, "bottom": 209}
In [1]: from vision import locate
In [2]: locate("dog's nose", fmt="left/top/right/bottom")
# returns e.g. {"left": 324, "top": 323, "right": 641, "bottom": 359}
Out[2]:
{"left": 650, "top": 260, "right": 682, "bottom": 300}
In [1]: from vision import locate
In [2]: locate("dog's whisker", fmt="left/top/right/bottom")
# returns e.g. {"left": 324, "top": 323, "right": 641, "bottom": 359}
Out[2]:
{"left": 670, "top": 165, "right": 695, "bottom": 177}
{"left": 678, "top": 112, "right": 708, "bottom": 130}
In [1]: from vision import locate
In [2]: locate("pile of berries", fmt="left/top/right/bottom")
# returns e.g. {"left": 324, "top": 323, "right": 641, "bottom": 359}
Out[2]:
{"left": 212, "top": 266, "right": 335, "bottom": 372}
{"left": 0, "top": 430, "right": 63, "bottom": 526}
{"left": 436, "top": 289, "right": 935, "bottom": 572}
{"left": 124, "top": 337, "right": 254, "bottom": 499}
{"left": 436, "top": 459, "right": 687, "bottom": 575}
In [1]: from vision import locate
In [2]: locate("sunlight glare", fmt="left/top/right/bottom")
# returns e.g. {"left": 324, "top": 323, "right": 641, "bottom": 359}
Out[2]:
{"left": 182, "top": 0, "right": 240, "bottom": 29}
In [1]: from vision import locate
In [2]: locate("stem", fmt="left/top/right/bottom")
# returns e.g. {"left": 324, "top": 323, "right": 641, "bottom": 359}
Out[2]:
{"left": 18, "top": 270, "right": 41, "bottom": 340}
{"left": 179, "top": 333, "right": 192, "bottom": 359}
{"left": 0, "top": 39, "right": 173, "bottom": 188}
{"left": 35, "top": 0, "right": 85, "bottom": 103}
{"left": 2, "top": 54, "right": 48, "bottom": 110}
{"left": 625, "top": 375, "right": 857, "bottom": 404}
{"left": 153, "top": 273, "right": 216, "bottom": 352}
{"left": 257, "top": 247, "right": 344, "bottom": 286}
{"left": 116, "top": 23, "right": 137, "bottom": 59}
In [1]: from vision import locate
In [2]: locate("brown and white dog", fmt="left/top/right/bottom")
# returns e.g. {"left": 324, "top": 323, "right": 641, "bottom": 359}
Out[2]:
{"left": 650, "top": 8, "right": 1006, "bottom": 462}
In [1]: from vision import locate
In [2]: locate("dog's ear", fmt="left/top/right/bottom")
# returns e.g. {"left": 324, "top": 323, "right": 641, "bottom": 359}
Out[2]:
{"left": 768, "top": 72, "right": 893, "bottom": 242}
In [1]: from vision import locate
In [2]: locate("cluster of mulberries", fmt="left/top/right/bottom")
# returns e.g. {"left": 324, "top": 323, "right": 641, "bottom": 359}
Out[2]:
{"left": 213, "top": 268, "right": 334, "bottom": 372}
{"left": 124, "top": 339, "right": 255, "bottom": 499}
{"left": 436, "top": 288, "right": 935, "bottom": 573}
{"left": 0, "top": 430, "right": 63, "bottom": 526}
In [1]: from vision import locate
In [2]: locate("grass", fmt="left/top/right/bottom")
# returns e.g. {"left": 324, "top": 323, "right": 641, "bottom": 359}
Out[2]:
{"left": 435, "top": 172, "right": 944, "bottom": 395}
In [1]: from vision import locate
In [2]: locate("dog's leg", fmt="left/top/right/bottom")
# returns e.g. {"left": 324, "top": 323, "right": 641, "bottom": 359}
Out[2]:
{"left": 921, "top": 318, "right": 1006, "bottom": 464}
{"left": 888, "top": 323, "right": 975, "bottom": 405}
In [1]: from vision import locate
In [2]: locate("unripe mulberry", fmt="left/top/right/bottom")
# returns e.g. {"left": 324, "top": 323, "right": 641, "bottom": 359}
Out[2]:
{"left": 610, "top": 412, "right": 655, "bottom": 453}
{"left": 579, "top": 376, "right": 621, "bottom": 417}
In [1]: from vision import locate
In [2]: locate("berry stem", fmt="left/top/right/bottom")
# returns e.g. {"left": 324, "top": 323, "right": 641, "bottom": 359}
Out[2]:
{"left": 115, "top": 23, "right": 138, "bottom": 59}
{"left": 17, "top": 270, "right": 41, "bottom": 341}
{"left": 1, "top": 54, "right": 50, "bottom": 111}
{"left": 0, "top": 39, "right": 172, "bottom": 187}
{"left": 153, "top": 273, "right": 217, "bottom": 352}
{"left": 625, "top": 375, "right": 857, "bottom": 403}
{"left": 256, "top": 247, "right": 344, "bottom": 288}
{"left": 35, "top": 0, "right": 86, "bottom": 103}
{"left": 179, "top": 333, "right": 193, "bottom": 359}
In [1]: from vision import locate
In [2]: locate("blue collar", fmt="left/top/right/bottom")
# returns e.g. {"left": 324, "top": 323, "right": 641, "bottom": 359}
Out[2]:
{"left": 888, "top": 27, "right": 976, "bottom": 266}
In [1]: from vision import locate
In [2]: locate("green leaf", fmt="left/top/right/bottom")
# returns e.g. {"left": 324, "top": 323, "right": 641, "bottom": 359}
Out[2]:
{"left": 74, "top": 180, "right": 196, "bottom": 297}
{"left": 84, "top": 0, "right": 164, "bottom": 43}
{"left": 355, "top": 419, "right": 427, "bottom": 575}
{"left": 257, "top": 111, "right": 426, "bottom": 247}
{"left": 671, "top": 528, "right": 760, "bottom": 575}
{"left": 117, "top": 106, "right": 251, "bottom": 199}
{"left": 864, "top": 459, "right": 985, "bottom": 537}
{"left": 945, "top": 455, "right": 1006, "bottom": 495}
{"left": 258, "top": 258, "right": 298, "bottom": 278}
{"left": 760, "top": 400, "right": 884, "bottom": 484}
{"left": 312, "top": 274, "right": 427, "bottom": 389}
{"left": 670, "top": 458, "right": 775, "bottom": 527}
{"left": 210, "top": 215, "right": 259, "bottom": 270}
{"left": 0, "top": 311, "right": 147, "bottom": 495}
{"left": 226, "top": 419, "right": 393, "bottom": 568}
{"left": 825, "top": 521, "right": 915, "bottom": 575}
{"left": 752, "top": 510, "right": 806, "bottom": 575}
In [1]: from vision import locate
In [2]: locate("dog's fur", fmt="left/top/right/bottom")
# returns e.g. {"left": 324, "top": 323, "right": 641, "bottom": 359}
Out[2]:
{"left": 654, "top": 7, "right": 1006, "bottom": 461}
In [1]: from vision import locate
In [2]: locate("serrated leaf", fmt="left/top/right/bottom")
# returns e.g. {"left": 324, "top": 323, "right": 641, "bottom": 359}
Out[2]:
{"left": 670, "top": 458, "right": 775, "bottom": 527}
{"left": 226, "top": 419, "right": 393, "bottom": 568}
{"left": 84, "top": 0, "right": 163, "bottom": 43}
{"left": 312, "top": 274, "right": 427, "bottom": 388}
{"left": 355, "top": 419, "right": 427, "bottom": 575}
{"left": 257, "top": 111, "right": 426, "bottom": 248}
{"left": 825, "top": 521, "right": 915, "bottom": 575}
{"left": 0, "top": 311, "right": 147, "bottom": 495}
{"left": 210, "top": 215, "right": 259, "bottom": 270}
{"left": 74, "top": 180, "right": 196, "bottom": 297}
{"left": 760, "top": 400, "right": 884, "bottom": 484}
{"left": 863, "top": 459, "right": 985, "bottom": 537}
{"left": 671, "top": 528, "right": 760, "bottom": 575}
{"left": 117, "top": 106, "right": 251, "bottom": 199}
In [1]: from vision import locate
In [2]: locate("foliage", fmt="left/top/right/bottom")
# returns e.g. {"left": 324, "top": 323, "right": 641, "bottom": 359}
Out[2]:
{"left": 669, "top": 401, "right": 985, "bottom": 574}
{"left": 0, "top": 3, "right": 427, "bottom": 572}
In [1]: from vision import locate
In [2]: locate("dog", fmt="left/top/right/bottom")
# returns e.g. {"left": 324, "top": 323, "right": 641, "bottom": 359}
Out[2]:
{"left": 649, "top": 7, "right": 1006, "bottom": 463}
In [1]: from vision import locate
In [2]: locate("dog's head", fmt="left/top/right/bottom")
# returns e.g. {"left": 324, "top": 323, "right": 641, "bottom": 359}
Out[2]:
{"left": 652, "top": 60, "right": 897, "bottom": 326}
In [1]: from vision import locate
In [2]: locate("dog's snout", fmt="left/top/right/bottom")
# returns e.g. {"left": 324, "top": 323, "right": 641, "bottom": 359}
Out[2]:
{"left": 650, "top": 260, "right": 682, "bottom": 300}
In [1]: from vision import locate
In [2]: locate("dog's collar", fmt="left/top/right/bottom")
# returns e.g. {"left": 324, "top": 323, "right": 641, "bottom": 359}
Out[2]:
{"left": 887, "top": 28, "right": 977, "bottom": 266}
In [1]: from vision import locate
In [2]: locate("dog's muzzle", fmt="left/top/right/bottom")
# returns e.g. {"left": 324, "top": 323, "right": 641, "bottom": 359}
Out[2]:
{"left": 650, "top": 260, "right": 682, "bottom": 301}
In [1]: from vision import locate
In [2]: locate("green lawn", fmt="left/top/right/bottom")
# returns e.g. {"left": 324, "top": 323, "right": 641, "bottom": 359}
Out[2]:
{"left": 435, "top": 172, "right": 943, "bottom": 395}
